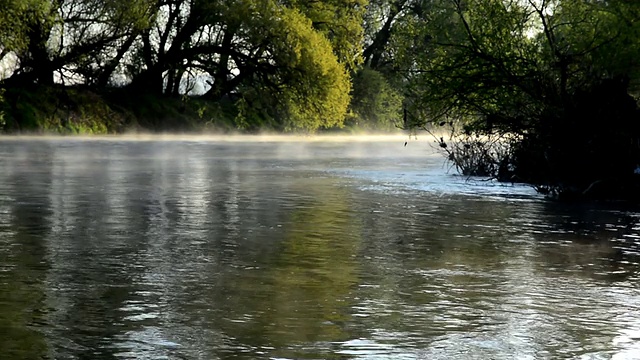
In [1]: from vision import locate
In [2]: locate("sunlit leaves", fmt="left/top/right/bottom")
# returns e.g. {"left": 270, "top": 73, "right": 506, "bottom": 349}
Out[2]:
{"left": 0, "top": 0, "right": 361, "bottom": 132}
{"left": 242, "top": 4, "right": 352, "bottom": 131}
{"left": 0, "top": 0, "right": 51, "bottom": 53}
{"left": 287, "top": 0, "right": 367, "bottom": 70}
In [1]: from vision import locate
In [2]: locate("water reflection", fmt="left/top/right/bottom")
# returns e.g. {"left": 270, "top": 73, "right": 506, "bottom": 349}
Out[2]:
{"left": 343, "top": 192, "right": 640, "bottom": 359}
{"left": 0, "top": 138, "right": 639, "bottom": 359}
{"left": 0, "top": 144, "right": 52, "bottom": 360}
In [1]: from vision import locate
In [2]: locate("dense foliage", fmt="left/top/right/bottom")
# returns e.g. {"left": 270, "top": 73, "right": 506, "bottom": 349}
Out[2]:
{"left": 388, "top": 0, "right": 640, "bottom": 199}
{"left": 0, "top": 0, "right": 363, "bottom": 132}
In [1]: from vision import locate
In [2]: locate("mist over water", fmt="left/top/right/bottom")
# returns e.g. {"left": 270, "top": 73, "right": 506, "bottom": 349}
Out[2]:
{"left": 1, "top": 136, "right": 640, "bottom": 359}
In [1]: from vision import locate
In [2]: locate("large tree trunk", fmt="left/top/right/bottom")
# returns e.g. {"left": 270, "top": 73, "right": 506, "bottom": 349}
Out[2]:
{"left": 18, "top": 17, "right": 55, "bottom": 85}
{"left": 363, "top": 0, "right": 405, "bottom": 70}
{"left": 129, "top": 10, "right": 202, "bottom": 95}
{"left": 204, "top": 29, "right": 234, "bottom": 100}
{"left": 129, "top": 65, "right": 165, "bottom": 94}
{"left": 96, "top": 32, "right": 139, "bottom": 87}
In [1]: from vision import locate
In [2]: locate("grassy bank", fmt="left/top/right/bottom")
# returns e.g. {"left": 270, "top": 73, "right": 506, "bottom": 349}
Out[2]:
{"left": 0, "top": 85, "right": 240, "bottom": 134}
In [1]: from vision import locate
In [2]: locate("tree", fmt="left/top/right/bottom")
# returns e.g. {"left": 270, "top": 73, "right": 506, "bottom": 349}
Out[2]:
{"left": 117, "top": 0, "right": 355, "bottom": 131}
{"left": 362, "top": 0, "right": 411, "bottom": 70}
{"left": 0, "top": 0, "right": 53, "bottom": 83}
{"left": 0, "top": 0, "right": 51, "bottom": 58}
{"left": 287, "top": 0, "right": 367, "bottom": 71}
{"left": 347, "top": 67, "right": 402, "bottom": 130}
{"left": 232, "top": 4, "right": 353, "bottom": 131}
{"left": 392, "top": 0, "right": 640, "bottom": 198}
{"left": 0, "top": 0, "right": 52, "bottom": 125}
{"left": 0, "top": 0, "right": 360, "bottom": 132}
{"left": 346, "top": 0, "right": 419, "bottom": 130}
{"left": 1, "top": 0, "right": 154, "bottom": 86}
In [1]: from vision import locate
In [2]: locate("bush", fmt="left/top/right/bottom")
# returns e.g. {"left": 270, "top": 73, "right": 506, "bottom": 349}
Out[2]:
{"left": 427, "top": 123, "right": 517, "bottom": 180}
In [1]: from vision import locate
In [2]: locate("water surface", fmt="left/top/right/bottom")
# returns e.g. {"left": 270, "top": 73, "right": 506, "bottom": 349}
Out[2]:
{"left": 1, "top": 136, "right": 640, "bottom": 359}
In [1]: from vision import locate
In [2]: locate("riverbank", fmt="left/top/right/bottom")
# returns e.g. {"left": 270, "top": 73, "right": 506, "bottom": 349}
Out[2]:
{"left": 3, "top": 84, "right": 639, "bottom": 204}
{"left": 0, "top": 85, "right": 242, "bottom": 134}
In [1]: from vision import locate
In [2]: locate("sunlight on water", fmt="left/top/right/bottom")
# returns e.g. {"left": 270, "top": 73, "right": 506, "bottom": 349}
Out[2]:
{"left": 0, "top": 136, "right": 639, "bottom": 359}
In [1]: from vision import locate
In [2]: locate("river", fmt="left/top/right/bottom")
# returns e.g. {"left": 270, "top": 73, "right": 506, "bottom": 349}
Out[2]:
{"left": 1, "top": 136, "right": 639, "bottom": 359}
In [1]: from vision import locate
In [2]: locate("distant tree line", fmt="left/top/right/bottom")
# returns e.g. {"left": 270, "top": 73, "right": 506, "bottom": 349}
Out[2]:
{"left": 1, "top": 0, "right": 640, "bottom": 198}
{"left": 0, "top": 0, "right": 367, "bottom": 131}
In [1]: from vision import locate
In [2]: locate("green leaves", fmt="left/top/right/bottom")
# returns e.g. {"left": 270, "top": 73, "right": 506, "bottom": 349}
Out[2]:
{"left": 242, "top": 4, "right": 352, "bottom": 131}
{"left": 279, "top": 7, "right": 351, "bottom": 130}
{"left": 0, "top": 0, "right": 51, "bottom": 53}
{"left": 390, "top": 0, "right": 640, "bottom": 129}
{"left": 387, "top": 0, "right": 640, "bottom": 192}
{"left": 348, "top": 67, "right": 402, "bottom": 130}
{"left": 0, "top": 0, "right": 361, "bottom": 132}
{"left": 287, "top": 0, "right": 366, "bottom": 70}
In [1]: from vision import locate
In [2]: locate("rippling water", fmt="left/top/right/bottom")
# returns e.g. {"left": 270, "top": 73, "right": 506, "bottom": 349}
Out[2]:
{"left": 1, "top": 136, "right": 640, "bottom": 360}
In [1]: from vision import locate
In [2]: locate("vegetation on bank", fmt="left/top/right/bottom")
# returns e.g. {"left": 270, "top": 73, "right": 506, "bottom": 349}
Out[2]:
{"left": 400, "top": 0, "right": 640, "bottom": 201}
{"left": 1, "top": 0, "right": 640, "bottom": 200}
{"left": 1, "top": 85, "right": 242, "bottom": 134}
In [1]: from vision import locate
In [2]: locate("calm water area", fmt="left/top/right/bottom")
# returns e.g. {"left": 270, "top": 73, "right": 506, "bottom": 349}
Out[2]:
{"left": 1, "top": 136, "right": 640, "bottom": 360}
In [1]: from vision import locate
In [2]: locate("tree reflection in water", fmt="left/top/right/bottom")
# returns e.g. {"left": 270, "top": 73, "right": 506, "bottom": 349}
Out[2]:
{"left": 0, "top": 138, "right": 639, "bottom": 359}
